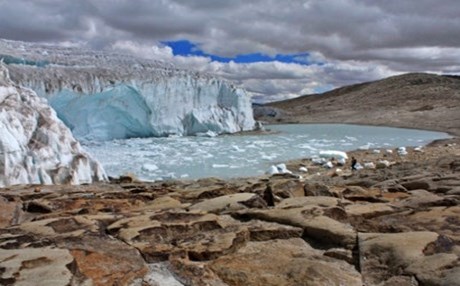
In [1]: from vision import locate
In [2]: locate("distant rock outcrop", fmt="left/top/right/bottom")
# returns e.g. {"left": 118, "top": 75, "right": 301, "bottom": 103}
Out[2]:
{"left": 0, "top": 64, "right": 106, "bottom": 187}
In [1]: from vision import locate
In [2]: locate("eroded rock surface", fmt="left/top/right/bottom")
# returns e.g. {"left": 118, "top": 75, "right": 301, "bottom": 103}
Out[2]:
{"left": 0, "top": 140, "right": 459, "bottom": 285}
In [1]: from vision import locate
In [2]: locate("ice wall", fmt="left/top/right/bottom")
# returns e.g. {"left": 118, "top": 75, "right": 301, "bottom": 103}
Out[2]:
{"left": 0, "top": 64, "right": 106, "bottom": 187}
{"left": 2, "top": 39, "right": 255, "bottom": 141}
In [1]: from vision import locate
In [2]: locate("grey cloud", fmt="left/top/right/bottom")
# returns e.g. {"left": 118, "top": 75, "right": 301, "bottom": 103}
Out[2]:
{"left": 0, "top": 0, "right": 97, "bottom": 42}
{"left": 1, "top": 0, "right": 460, "bottom": 100}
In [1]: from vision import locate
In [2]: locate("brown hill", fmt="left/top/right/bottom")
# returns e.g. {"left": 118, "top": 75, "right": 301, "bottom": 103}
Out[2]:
{"left": 257, "top": 73, "right": 460, "bottom": 136}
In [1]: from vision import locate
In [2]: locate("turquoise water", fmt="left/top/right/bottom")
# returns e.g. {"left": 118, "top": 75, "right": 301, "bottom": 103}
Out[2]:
{"left": 84, "top": 124, "right": 450, "bottom": 181}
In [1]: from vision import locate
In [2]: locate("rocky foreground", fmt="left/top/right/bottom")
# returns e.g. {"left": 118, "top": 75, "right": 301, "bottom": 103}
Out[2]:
{"left": 1, "top": 139, "right": 460, "bottom": 285}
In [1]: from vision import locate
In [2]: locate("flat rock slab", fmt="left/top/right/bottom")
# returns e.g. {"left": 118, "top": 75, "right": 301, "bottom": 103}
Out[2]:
{"left": 275, "top": 196, "right": 344, "bottom": 209}
{"left": 209, "top": 238, "right": 363, "bottom": 286}
{"left": 189, "top": 193, "right": 265, "bottom": 213}
{"left": 238, "top": 206, "right": 356, "bottom": 248}
{"left": 108, "top": 211, "right": 250, "bottom": 262}
{"left": 0, "top": 247, "right": 74, "bottom": 286}
{"left": 358, "top": 231, "right": 459, "bottom": 285}
{"left": 345, "top": 202, "right": 395, "bottom": 218}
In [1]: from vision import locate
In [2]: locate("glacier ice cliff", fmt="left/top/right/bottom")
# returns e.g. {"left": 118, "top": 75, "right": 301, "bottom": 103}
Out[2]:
{"left": 0, "top": 63, "right": 106, "bottom": 187}
{"left": 1, "top": 39, "right": 255, "bottom": 141}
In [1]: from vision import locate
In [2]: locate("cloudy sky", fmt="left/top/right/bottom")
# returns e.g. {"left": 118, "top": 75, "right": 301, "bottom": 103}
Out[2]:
{"left": 1, "top": 0, "right": 460, "bottom": 102}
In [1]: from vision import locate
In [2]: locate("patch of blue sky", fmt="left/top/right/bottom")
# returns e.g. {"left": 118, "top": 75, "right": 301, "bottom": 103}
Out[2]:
{"left": 162, "top": 39, "right": 317, "bottom": 65}
{"left": 313, "top": 84, "right": 334, "bottom": 94}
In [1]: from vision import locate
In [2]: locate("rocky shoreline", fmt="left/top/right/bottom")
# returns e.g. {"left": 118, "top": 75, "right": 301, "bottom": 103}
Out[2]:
{"left": 0, "top": 136, "right": 459, "bottom": 285}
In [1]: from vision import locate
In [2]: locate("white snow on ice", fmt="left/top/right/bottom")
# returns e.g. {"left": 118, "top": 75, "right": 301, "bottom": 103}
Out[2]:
{"left": 0, "top": 64, "right": 106, "bottom": 187}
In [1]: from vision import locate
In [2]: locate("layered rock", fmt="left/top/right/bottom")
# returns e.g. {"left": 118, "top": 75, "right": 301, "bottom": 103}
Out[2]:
{"left": 0, "top": 64, "right": 106, "bottom": 187}
{"left": 1, "top": 39, "right": 255, "bottom": 140}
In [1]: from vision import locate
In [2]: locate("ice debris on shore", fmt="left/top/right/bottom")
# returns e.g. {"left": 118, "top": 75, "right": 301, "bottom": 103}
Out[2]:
{"left": 319, "top": 150, "right": 349, "bottom": 160}
{"left": 398, "top": 147, "right": 408, "bottom": 156}
{"left": 266, "top": 163, "right": 293, "bottom": 175}
{"left": 299, "top": 166, "right": 308, "bottom": 173}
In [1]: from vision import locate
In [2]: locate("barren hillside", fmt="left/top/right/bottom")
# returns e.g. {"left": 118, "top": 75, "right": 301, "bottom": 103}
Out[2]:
{"left": 257, "top": 73, "right": 460, "bottom": 136}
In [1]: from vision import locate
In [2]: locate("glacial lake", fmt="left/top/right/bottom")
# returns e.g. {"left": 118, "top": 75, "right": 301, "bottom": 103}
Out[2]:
{"left": 84, "top": 124, "right": 450, "bottom": 181}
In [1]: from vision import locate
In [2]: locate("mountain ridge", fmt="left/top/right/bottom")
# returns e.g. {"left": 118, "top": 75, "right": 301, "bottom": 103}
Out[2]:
{"left": 257, "top": 73, "right": 460, "bottom": 136}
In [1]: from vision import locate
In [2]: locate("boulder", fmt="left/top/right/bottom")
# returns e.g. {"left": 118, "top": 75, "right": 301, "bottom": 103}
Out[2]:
{"left": 394, "top": 189, "right": 446, "bottom": 208}
{"left": 401, "top": 180, "right": 432, "bottom": 191}
{"left": 304, "top": 181, "right": 335, "bottom": 197}
{"left": 270, "top": 179, "right": 304, "bottom": 198}
{"left": 406, "top": 253, "right": 458, "bottom": 285}
{"left": 358, "top": 231, "right": 446, "bottom": 285}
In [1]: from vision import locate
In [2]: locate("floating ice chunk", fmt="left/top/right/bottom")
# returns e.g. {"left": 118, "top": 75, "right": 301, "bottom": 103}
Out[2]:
{"left": 232, "top": 145, "right": 245, "bottom": 152}
{"left": 299, "top": 167, "right": 308, "bottom": 173}
{"left": 195, "top": 130, "right": 218, "bottom": 137}
{"left": 212, "top": 164, "right": 229, "bottom": 168}
{"left": 180, "top": 174, "right": 189, "bottom": 178}
{"left": 262, "top": 156, "right": 274, "bottom": 161}
{"left": 319, "top": 150, "right": 348, "bottom": 160}
{"left": 358, "top": 144, "right": 371, "bottom": 150}
{"left": 162, "top": 173, "right": 176, "bottom": 180}
{"left": 141, "top": 164, "right": 159, "bottom": 172}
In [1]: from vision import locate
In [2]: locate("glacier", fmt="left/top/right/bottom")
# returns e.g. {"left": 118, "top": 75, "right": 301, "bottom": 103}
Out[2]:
{"left": 1, "top": 39, "right": 255, "bottom": 141}
{"left": 0, "top": 63, "right": 106, "bottom": 187}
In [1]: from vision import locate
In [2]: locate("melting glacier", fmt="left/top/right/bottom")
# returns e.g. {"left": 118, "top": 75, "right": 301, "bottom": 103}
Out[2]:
{"left": 84, "top": 124, "right": 450, "bottom": 181}
{"left": 1, "top": 39, "right": 255, "bottom": 141}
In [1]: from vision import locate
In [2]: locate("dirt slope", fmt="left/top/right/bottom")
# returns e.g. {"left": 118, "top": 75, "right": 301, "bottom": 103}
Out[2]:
{"left": 257, "top": 73, "right": 460, "bottom": 136}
